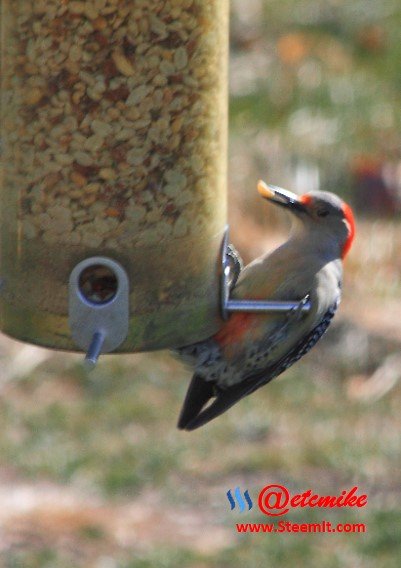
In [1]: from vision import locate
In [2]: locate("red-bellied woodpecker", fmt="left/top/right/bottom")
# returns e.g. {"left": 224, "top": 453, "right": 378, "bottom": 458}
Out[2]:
{"left": 176, "top": 181, "right": 356, "bottom": 431}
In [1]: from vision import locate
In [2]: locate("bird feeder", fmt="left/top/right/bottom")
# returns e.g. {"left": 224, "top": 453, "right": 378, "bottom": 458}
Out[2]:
{"left": 0, "top": 0, "right": 229, "bottom": 359}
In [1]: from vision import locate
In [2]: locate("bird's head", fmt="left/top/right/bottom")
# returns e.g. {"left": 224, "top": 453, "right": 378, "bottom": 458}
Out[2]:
{"left": 258, "top": 181, "right": 356, "bottom": 259}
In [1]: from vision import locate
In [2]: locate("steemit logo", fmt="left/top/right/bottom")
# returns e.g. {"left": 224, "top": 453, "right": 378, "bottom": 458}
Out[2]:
{"left": 226, "top": 487, "right": 253, "bottom": 512}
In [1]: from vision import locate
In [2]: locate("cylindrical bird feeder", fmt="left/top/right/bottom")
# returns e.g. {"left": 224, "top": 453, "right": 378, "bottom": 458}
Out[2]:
{"left": 0, "top": 0, "right": 228, "bottom": 355}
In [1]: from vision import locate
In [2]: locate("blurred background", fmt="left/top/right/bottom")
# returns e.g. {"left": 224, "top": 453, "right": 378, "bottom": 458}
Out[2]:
{"left": 1, "top": 0, "right": 401, "bottom": 566}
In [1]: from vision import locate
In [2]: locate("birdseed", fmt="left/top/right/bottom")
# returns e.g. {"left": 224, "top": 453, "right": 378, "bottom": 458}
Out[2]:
{"left": 0, "top": 0, "right": 228, "bottom": 351}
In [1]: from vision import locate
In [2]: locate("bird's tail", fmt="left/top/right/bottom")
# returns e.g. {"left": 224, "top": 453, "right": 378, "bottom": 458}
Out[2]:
{"left": 178, "top": 372, "right": 260, "bottom": 431}
{"left": 177, "top": 374, "right": 215, "bottom": 430}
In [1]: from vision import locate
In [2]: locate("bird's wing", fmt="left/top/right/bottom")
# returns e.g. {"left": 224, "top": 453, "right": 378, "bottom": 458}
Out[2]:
{"left": 177, "top": 298, "right": 339, "bottom": 431}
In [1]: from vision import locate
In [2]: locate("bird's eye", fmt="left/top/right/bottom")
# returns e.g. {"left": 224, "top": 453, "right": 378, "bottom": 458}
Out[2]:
{"left": 317, "top": 209, "right": 329, "bottom": 217}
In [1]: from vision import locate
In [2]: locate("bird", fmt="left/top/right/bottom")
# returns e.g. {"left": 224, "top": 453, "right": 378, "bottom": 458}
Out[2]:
{"left": 176, "top": 181, "right": 356, "bottom": 431}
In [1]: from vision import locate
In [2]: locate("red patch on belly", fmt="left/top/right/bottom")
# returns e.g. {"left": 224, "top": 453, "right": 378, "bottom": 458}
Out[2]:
{"left": 214, "top": 313, "right": 256, "bottom": 347}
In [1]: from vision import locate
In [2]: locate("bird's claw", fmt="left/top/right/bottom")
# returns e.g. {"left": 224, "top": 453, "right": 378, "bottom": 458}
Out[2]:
{"left": 226, "top": 244, "right": 244, "bottom": 291}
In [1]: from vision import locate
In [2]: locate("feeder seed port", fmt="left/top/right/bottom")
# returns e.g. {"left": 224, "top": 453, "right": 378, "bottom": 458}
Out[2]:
{"left": 68, "top": 257, "right": 129, "bottom": 367}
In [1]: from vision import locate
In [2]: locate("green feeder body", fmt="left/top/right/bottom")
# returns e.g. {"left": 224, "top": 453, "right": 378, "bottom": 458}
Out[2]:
{"left": 0, "top": 0, "right": 228, "bottom": 353}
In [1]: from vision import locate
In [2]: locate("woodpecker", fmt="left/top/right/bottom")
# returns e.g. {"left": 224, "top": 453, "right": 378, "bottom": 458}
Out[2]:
{"left": 176, "top": 181, "right": 356, "bottom": 431}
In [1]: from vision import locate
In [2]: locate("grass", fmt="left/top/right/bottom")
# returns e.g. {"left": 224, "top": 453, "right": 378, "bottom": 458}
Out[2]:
{"left": 0, "top": 332, "right": 400, "bottom": 566}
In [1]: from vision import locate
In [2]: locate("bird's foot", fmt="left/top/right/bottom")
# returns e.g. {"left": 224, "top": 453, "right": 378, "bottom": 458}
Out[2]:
{"left": 226, "top": 244, "right": 244, "bottom": 291}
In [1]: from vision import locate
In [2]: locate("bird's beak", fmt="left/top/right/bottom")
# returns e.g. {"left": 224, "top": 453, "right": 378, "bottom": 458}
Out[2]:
{"left": 257, "top": 180, "right": 306, "bottom": 214}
